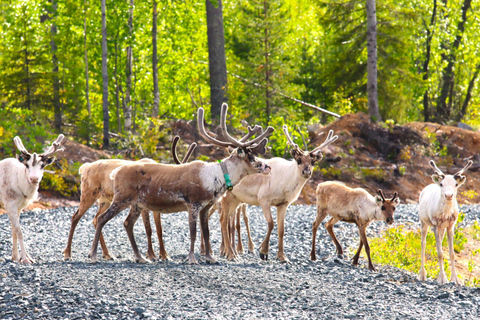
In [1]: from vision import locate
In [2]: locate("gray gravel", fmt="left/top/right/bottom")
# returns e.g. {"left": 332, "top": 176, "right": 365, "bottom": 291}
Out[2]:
{"left": 1, "top": 204, "right": 480, "bottom": 319}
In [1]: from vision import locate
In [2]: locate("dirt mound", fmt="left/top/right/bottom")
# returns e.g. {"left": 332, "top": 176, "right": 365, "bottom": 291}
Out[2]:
{"left": 301, "top": 113, "right": 480, "bottom": 205}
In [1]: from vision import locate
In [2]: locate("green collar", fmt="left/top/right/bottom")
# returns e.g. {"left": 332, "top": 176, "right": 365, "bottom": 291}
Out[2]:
{"left": 218, "top": 160, "right": 233, "bottom": 191}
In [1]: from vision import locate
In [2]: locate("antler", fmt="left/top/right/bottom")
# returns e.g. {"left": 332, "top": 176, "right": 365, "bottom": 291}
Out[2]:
{"left": 219, "top": 103, "right": 274, "bottom": 148}
{"left": 171, "top": 136, "right": 197, "bottom": 164}
{"left": 13, "top": 136, "right": 31, "bottom": 155}
{"left": 429, "top": 160, "right": 445, "bottom": 177}
{"left": 377, "top": 189, "right": 386, "bottom": 201}
{"left": 40, "top": 134, "right": 65, "bottom": 158}
{"left": 455, "top": 160, "right": 473, "bottom": 176}
{"left": 391, "top": 191, "right": 398, "bottom": 201}
{"left": 240, "top": 125, "right": 262, "bottom": 143}
{"left": 197, "top": 107, "right": 234, "bottom": 148}
{"left": 282, "top": 125, "right": 303, "bottom": 155}
{"left": 311, "top": 130, "right": 338, "bottom": 155}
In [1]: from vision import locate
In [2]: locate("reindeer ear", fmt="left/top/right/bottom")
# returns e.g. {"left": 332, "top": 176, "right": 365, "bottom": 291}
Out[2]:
{"left": 290, "top": 149, "right": 300, "bottom": 159}
{"left": 16, "top": 153, "right": 30, "bottom": 164}
{"left": 393, "top": 197, "right": 401, "bottom": 206}
{"left": 454, "top": 175, "right": 467, "bottom": 187}
{"left": 431, "top": 174, "right": 443, "bottom": 184}
{"left": 375, "top": 196, "right": 383, "bottom": 206}
{"left": 249, "top": 138, "right": 267, "bottom": 155}
{"left": 311, "top": 152, "right": 323, "bottom": 163}
{"left": 44, "top": 156, "right": 56, "bottom": 166}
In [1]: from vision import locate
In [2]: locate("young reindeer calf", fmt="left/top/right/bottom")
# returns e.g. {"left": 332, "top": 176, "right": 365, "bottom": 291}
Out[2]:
{"left": 418, "top": 160, "right": 473, "bottom": 285}
{"left": 0, "top": 134, "right": 64, "bottom": 263}
{"left": 311, "top": 181, "right": 400, "bottom": 271}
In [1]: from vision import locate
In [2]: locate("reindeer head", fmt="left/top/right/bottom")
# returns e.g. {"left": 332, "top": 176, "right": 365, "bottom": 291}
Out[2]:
{"left": 197, "top": 104, "right": 273, "bottom": 175}
{"left": 429, "top": 160, "right": 473, "bottom": 202}
{"left": 283, "top": 125, "right": 338, "bottom": 179}
{"left": 14, "top": 134, "right": 65, "bottom": 186}
{"left": 374, "top": 189, "right": 400, "bottom": 225}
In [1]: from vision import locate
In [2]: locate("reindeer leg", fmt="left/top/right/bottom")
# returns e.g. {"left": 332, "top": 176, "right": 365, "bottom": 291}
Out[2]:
{"left": 187, "top": 207, "right": 199, "bottom": 264}
{"left": 229, "top": 212, "right": 237, "bottom": 258}
{"left": 433, "top": 226, "right": 447, "bottom": 285}
{"left": 311, "top": 207, "right": 328, "bottom": 261}
{"left": 92, "top": 201, "right": 115, "bottom": 260}
{"left": 200, "top": 205, "right": 216, "bottom": 264}
{"left": 200, "top": 216, "right": 206, "bottom": 256}
{"left": 325, "top": 217, "right": 342, "bottom": 258}
{"left": 153, "top": 212, "right": 170, "bottom": 261}
{"left": 141, "top": 209, "right": 156, "bottom": 261}
{"left": 447, "top": 225, "right": 461, "bottom": 285}
{"left": 259, "top": 204, "right": 274, "bottom": 261}
{"left": 124, "top": 206, "right": 149, "bottom": 263}
{"left": 358, "top": 224, "right": 375, "bottom": 271}
{"left": 418, "top": 222, "right": 428, "bottom": 281}
{"left": 7, "top": 208, "right": 34, "bottom": 263}
{"left": 235, "top": 206, "right": 244, "bottom": 255}
{"left": 63, "top": 192, "right": 97, "bottom": 260}
{"left": 352, "top": 238, "right": 364, "bottom": 266}
{"left": 276, "top": 205, "right": 289, "bottom": 263}
{"left": 89, "top": 201, "right": 129, "bottom": 263}
{"left": 242, "top": 204, "right": 255, "bottom": 254}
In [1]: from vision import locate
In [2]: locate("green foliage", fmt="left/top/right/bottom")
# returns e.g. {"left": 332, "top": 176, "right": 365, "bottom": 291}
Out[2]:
{"left": 40, "top": 159, "right": 81, "bottom": 198}
{"left": 369, "top": 225, "right": 455, "bottom": 281}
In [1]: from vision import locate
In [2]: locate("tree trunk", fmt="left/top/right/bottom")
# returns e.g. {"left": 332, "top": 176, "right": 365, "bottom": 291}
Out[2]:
{"left": 366, "top": 0, "right": 381, "bottom": 121}
{"left": 263, "top": 0, "right": 271, "bottom": 125}
{"left": 152, "top": 0, "right": 159, "bottom": 118}
{"left": 22, "top": 16, "right": 31, "bottom": 110}
{"left": 124, "top": 0, "right": 134, "bottom": 131}
{"left": 84, "top": 0, "right": 91, "bottom": 119}
{"left": 422, "top": 0, "right": 437, "bottom": 122}
{"left": 458, "top": 64, "right": 480, "bottom": 121}
{"left": 49, "top": 0, "right": 61, "bottom": 132}
{"left": 114, "top": 32, "right": 121, "bottom": 133}
{"left": 101, "top": 0, "right": 109, "bottom": 149}
{"left": 435, "top": 0, "right": 472, "bottom": 123}
{"left": 206, "top": 0, "right": 228, "bottom": 124}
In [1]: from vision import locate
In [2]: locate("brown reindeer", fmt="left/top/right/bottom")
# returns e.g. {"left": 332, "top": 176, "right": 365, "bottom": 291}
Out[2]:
{"left": 311, "top": 181, "right": 399, "bottom": 271}
{"left": 63, "top": 136, "right": 196, "bottom": 262}
{"left": 89, "top": 104, "right": 273, "bottom": 264}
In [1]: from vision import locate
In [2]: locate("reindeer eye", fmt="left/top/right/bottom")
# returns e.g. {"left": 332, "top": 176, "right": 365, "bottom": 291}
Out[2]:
{"left": 440, "top": 183, "right": 443, "bottom": 187}
{"left": 381, "top": 205, "right": 386, "bottom": 211}
{"left": 455, "top": 183, "right": 458, "bottom": 187}
{"left": 296, "top": 158, "right": 302, "bottom": 165}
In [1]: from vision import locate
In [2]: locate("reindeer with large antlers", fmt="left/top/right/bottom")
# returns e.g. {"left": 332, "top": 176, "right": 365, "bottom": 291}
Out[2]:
{"left": 311, "top": 182, "right": 400, "bottom": 271}
{"left": 219, "top": 125, "right": 338, "bottom": 262}
{"left": 88, "top": 104, "right": 273, "bottom": 264}
{"left": 63, "top": 136, "right": 196, "bottom": 262}
{"left": 0, "top": 134, "right": 65, "bottom": 263}
{"left": 418, "top": 160, "right": 473, "bottom": 285}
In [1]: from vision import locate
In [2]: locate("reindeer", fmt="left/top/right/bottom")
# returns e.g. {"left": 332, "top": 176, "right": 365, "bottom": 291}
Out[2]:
{"left": 418, "top": 160, "right": 473, "bottom": 285}
{"left": 0, "top": 134, "right": 64, "bottom": 263}
{"left": 88, "top": 104, "right": 273, "bottom": 264}
{"left": 63, "top": 136, "right": 196, "bottom": 262}
{"left": 219, "top": 125, "right": 338, "bottom": 262}
{"left": 311, "top": 181, "right": 400, "bottom": 271}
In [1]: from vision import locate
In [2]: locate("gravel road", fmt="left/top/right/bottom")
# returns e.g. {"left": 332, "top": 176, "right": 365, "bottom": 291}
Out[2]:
{"left": 1, "top": 204, "right": 480, "bottom": 319}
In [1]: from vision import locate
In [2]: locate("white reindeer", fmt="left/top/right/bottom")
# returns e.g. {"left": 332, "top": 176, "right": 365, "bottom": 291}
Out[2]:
{"left": 219, "top": 125, "right": 338, "bottom": 262}
{"left": 418, "top": 160, "right": 473, "bottom": 285}
{"left": 88, "top": 104, "right": 273, "bottom": 264}
{"left": 0, "top": 134, "right": 64, "bottom": 263}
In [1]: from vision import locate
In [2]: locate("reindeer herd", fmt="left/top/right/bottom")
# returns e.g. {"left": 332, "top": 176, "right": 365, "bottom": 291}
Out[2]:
{"left": 0, "top": 104, "right": 474, "bottom": 286}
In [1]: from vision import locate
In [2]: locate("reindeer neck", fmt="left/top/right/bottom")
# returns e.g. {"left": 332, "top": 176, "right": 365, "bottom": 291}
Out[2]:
{"left": 221, "top": 158, "right": 250, "bottom": 187}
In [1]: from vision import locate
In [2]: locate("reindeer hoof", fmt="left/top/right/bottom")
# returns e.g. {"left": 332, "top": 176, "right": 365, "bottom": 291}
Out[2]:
{"left": 337, "top": 254, "right": 344, "bottom": 259}
{"left": 135, "top": 257, "right": 150, "bottom": 264}
{"left": 259, "top": 252, "right": 268, "bottom": 261}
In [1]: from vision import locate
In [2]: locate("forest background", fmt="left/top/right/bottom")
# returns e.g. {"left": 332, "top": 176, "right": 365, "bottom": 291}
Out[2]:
{"left": 0, "top": 0, "right": 479, "bottom": 159}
